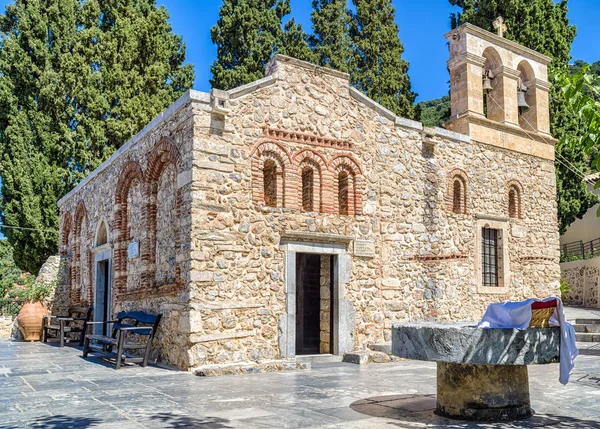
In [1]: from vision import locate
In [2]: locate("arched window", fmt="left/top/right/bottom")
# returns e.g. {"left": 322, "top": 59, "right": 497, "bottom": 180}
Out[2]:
{"left": 452, "top": 179, "right": 464, "bottom": 213}
{"left": 338, "top": 171, "right": 349, "bottom": 215}
{"left": 96, "top": 221, "right": 108, "bottom": 247}
{"left": 507, "top": 183, "right": 522, "bottom": 219}
{"left": 448, "top": 169, "right": 468, "bottom": 214}
{"left": 263, "top": 159, "right": 278, "bottom": 207}
{"left": 302, "top": 167, "right": 314, "bottom": 211}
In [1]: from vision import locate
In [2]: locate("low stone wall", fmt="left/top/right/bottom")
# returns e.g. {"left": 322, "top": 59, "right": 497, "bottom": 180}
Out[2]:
{"left": 0, "top": 316, "right": 14, "bottom": 338}
{"left": 561, "top": 258, "right": 600, "bottom": 307}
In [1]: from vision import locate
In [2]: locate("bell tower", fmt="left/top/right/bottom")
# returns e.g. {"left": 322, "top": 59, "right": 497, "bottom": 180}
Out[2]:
{"left": 444, "top": 21, "right": 555, "bottom": 160}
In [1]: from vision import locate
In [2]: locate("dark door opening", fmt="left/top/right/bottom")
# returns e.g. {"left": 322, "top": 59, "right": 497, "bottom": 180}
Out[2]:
{"left": 295, "top": 253, "right": 334, "bottom": 355}
{"left": 96, "top": 260, "right": 110, "bottom": 336}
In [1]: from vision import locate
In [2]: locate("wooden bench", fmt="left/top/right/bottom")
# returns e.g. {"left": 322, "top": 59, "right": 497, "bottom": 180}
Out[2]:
{"left": 82, "top": 311, "right": 162, "bottom": 369}
{"left": 42, "top": 306, "right": 93, "bottom": 347}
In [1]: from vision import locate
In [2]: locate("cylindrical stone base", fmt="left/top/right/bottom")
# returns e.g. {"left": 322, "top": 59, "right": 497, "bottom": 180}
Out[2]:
{"left": 436, "top": 362, "right": 531, "bottom": 421}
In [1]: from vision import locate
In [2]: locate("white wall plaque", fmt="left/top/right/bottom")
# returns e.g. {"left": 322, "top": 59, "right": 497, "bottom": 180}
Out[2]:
{"left": 128, "top": 242, "right": 139, "bottom": 259}
{"left": 354, "top": 239, "right": 376, "bottom": 258}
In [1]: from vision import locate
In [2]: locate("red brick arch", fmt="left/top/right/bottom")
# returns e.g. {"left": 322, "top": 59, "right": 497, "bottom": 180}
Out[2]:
{"left": 144, "top": 138, "right": 182, "bottom": 288}
{"left": 328, "top": 155, "right": 363, "bottom": 216}
{"left": 293, "top": 149, "right": 327, "bottom": 213}
{"left": 506, "top": 179, "right": 524, "bottom": 219}
{"left": 114, "top": 161, "right": 145, "bottom": 295}
{"left": 447, "top": 168, "right": 469, "bottom": 214}
{"left": 251, "top": 141, "right": 294, "bottom": 208}
{"left": 61, "top": 212, "right": 72, "bottom": 256}
{"left": 71, "top": 201, "right": 88, "bottom": 305}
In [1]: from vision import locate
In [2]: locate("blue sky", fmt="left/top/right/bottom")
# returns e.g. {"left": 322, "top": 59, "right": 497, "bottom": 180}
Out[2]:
{"left": 157, "top": 0, "right": 600, "bottom": 101}
{"left": 0, "top": 0, "right": 597, "bottom": 101}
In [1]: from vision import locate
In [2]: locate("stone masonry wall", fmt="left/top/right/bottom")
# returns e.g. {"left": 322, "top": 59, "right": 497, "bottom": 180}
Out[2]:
{"left": 56, "top": 55, "right": 561, "bottom": 370}
{"left": 185, "top": 56, "right": 560, "bottom": 367}
{"left": 58, "top": 96, "right": 196, "bottom": 369}
{"left": 561, "top": 258, "right": 600, "bottom": 307}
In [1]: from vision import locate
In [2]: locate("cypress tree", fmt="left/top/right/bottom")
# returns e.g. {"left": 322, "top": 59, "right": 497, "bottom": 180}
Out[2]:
{"left": 210, "top": 0, "right": 293, "bottom": 90}
{"left": 309, "top": 0, "right": 352, "bottom": 73}
{"left": 0, "top": 0, "right": 194, "bottom": 273}
{"left": 449, "top": 0, "right": 596, "bottom": 234}
{"left": 351, "top": 0, "right": 416, "bottom": 119}
{"left": 279, "top": 19, "right": 316, "bottom": 63}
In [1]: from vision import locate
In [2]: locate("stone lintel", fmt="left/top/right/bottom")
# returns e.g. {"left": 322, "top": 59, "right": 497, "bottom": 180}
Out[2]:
{"left": 280, "top": 231, "right": 354, "bottom": 245}
{"left": 492, "top": 65, "right": 522, "bottom": 80}
{"left": 392, "top": 322, "right": 560, "bottom": 365}
{"left": 447, "top": 51, "right": 487, "bottom": 70}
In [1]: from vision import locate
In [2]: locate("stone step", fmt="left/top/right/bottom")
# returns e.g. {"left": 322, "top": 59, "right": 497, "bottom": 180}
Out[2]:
{"left": 295, "top": 354, "right": 343, "bottom": 365}
{"left": 572, "top": 324, "right": 600, "bottom": 333}
{"left": 575, "top": 318, "right": 600, "bottom": 325}
{"left": 575, "top": 333, "right": 600, "bottom": 342}
{"left": 367, "top": 343, "right": 392, "bottom": 354}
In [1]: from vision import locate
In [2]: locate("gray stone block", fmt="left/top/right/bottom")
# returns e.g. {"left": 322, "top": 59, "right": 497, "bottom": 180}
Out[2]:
{"left": 392, "top": 322, "right": 560, "bottom": 365}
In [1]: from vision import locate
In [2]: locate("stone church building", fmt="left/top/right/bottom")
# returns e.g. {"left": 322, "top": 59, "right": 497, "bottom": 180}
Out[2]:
{"left": 57, "top": 23, "right": 560, "bottom": 370}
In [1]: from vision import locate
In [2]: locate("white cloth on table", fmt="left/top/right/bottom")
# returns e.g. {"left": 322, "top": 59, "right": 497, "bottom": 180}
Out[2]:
{"left": 478, "top": 297, "right": 578, "bottom": 385}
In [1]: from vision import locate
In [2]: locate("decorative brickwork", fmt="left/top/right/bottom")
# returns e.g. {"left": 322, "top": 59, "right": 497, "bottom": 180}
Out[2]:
{"left": 265, "top": 126, "right": 354, "bottom": 151}
{"left": 61, "top": 212, "right": 72, "bottom": 256}
{"left": 71, "top": 201, "right": 88, "bottom": 305}
{"left": 448, "top": 168, "right": 469, "bottom": 214}
{"left": 145, "top": 139, "right": 182, "bottom": 289}
{"left": 114, "top": 161, "right": 145, "bottom": 296}
{"left": 251, "top": 141, "right": 292, "bottom": 208}
{"left": 507, "top": 180, "right": 523, "bottom": 219}
{"left": 329, "top": 155, "right": 363, "bottom": 216}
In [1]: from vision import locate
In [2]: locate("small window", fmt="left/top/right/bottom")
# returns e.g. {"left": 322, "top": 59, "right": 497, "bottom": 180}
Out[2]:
{"left": 338, "top": 171, "right": 349, "bottom": 215}
{"left": 451, "top": 176, "right": 467, "bottom": 214}
{"left": 508, "top": 186, "right": 520, "bottom": 219}
{"left": 263, "top": 160, "right": 277, "bottom": 207}
{"left": 482, "top": 227, "right": 500, "bottom": 287}
{"left": 96, "top": 221, "right": 108, "bottom": 247}
{"left": 302, "top": 167, "right": 314, "bottom": 212}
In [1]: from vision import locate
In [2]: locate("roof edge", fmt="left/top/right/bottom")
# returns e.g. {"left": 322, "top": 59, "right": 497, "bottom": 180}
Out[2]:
{"left": 57, "top": 89, "right": 207, "bottom": 207}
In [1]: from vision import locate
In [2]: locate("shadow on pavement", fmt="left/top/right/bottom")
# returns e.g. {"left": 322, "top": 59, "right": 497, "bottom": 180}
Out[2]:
{"left": 351, "top": 394, "right": 600, "bottom": 428}
{"left": 8, "top": 415, "right": 101, "bottom": 428}
{"left": 150, "top": 413, "right": 233, "bottom": 428}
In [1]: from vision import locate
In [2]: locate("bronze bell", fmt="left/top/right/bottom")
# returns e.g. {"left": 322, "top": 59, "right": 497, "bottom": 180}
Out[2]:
{"left": 517, "top": 77, "right": 530, "bottom": 113}
{"left": 482, "top": 69, "right": 494, "bottom": 92}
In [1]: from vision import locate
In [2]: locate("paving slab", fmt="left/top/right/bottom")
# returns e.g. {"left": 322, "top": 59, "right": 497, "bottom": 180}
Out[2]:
{"left": 0, "top": 339, "right": 599, "bottom": 428}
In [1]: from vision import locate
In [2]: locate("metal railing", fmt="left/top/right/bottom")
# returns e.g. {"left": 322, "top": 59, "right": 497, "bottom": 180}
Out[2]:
{"left": 561, "top": 238, "right": 600, "bottom": 262}
{"left": 0, "top": 299, "right": 24, "bottom": 317}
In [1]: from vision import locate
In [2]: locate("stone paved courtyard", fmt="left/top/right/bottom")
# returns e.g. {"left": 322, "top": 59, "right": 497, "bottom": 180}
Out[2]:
{"left": 1, "top": 340, "right": 600, "bottom": 428}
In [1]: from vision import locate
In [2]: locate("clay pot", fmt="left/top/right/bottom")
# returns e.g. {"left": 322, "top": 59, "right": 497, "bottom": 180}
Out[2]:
{"left": 16, "top": 301, "right": 49, "bottom": 341}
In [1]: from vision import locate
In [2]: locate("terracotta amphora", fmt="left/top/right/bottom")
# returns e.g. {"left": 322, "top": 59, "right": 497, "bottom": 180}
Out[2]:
{"left": 17, "top": 302, "right": 49, "bottom": 341}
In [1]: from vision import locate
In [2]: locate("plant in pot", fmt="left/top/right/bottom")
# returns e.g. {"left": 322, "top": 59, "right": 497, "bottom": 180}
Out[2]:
{"left": 10, "top": 279, "right": 55, "bottom": 341}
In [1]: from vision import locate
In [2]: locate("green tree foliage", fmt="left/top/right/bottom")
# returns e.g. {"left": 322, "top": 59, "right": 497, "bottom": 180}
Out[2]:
{"left": 279, "top": 19, "right": 316, "bottom": 63}
{"left": 0, "top": 0, "right": 194, "bottom": 273}
{"left": 417, "top": 96, "right": 451, "bottom": 128}
{"left": 558, "top": 66, "right": 600, "bottom": 170}
{"left": 350, "top": 0, "right": 416, "bottom": 119}
{"left": 309, "top": 0, "right": 352, "bottom": 73}
{"left": 569, "top": 60, "right": 600, "bottom": 77}
{"left": 0, "top": 240, "right": 32, "bottom": 297}
{"left": 210, "top": 0, "right": 295, "bottom": 90}
{"left": 449, "top": 0, "right": 596, "bottom": 234}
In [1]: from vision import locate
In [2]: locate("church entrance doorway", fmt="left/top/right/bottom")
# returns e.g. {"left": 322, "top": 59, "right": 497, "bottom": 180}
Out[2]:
{"left": 295, "top": 253, "right": 334, "bottom": 355}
